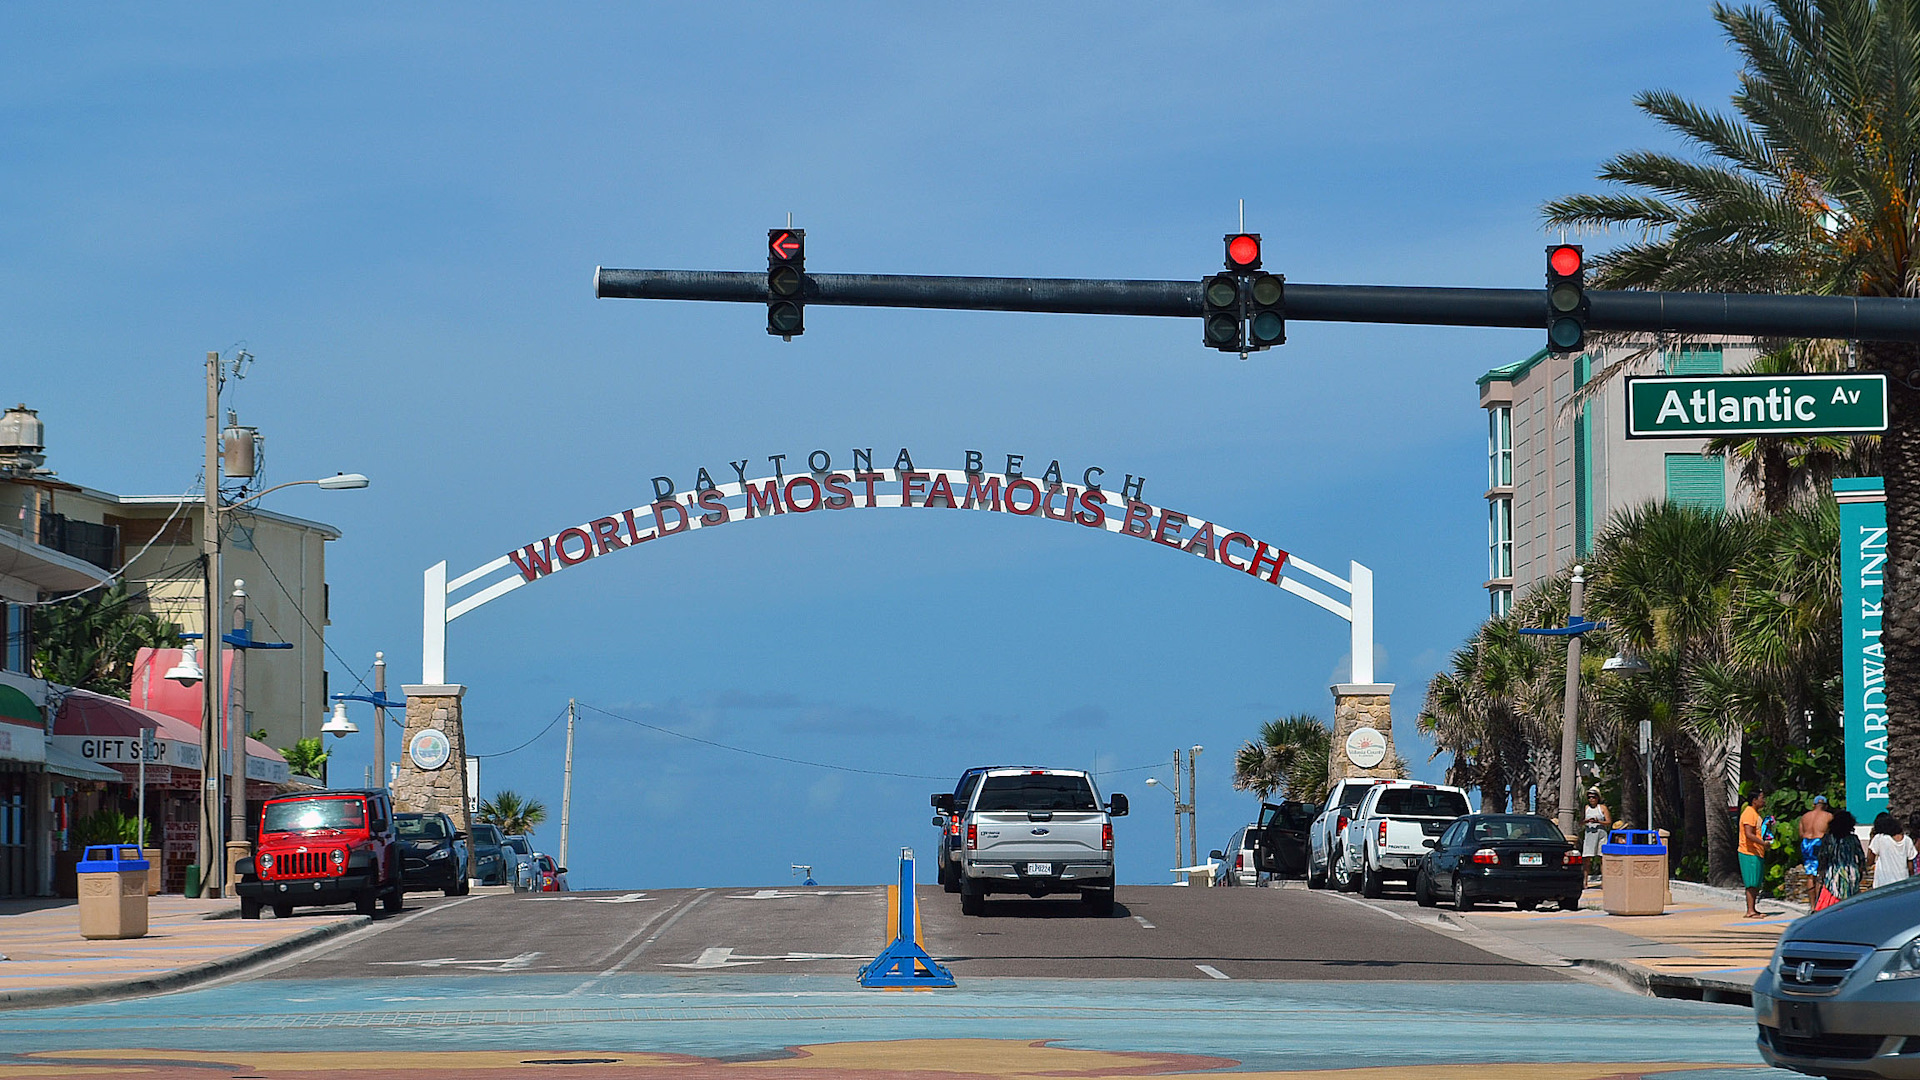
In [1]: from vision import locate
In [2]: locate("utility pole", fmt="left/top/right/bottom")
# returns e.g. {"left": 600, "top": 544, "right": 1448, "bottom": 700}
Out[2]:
{"left": 373, "top": 652, "right": 387, "bottom": 793}
{"left": 1557, "top": 566, "right": 1587, "bottom": 840}
{"left": 1171, "top": 749, "right": 1185, "bottom": 870}
{"left": 227, "top": 579, "right": 248, "bottom": 893}
{"left": 1188, "top": 745, "right": 1201, "bottom": 873}
{"left": 199, "top": 351, "right": 221, "bottom": 898}
{"left": 560, "top": 698, "right": 576, "bottom": 869}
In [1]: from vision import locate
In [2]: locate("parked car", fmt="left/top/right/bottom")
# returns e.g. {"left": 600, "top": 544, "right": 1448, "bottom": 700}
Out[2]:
{"left": 1414, "top": 814, "right": 1583, "bottom": 911}
{"left": 1306, "top": 778, "right": 1385, "bottom": 890}
{"left": 1252, "top": 800, "right": 1317, "bottom": 880}
{"left": 234, "top": 789, "right": 403, "bottom": 919}
{"left": 1213, "top": 824, "right": 1261, "bottom": 886}
{"left": 1340, "top": 780, "right": 1472, "bottom": 897}
{"left": 501, "top": 834, "right": 536, "bottom": 890}
{"left": 531, "top": 853, "right": 569, "bottom": 892}
{"left": 954, "top": 767, "right": 1127, "bottom": 917}
{"left": 468, "top": 823, "right": 509, "bottom": 885}
{"left": 1753, "top": 875, "right": 1920, "bottom": 1078}
{"left": 396, "top": 812, "right": 469, "bottom": 895}
{"left": 932, "top": 765, "right": 1036, "bottom": 893}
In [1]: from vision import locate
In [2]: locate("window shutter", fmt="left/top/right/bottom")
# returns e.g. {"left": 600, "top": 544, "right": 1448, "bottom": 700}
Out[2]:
{"left": 1664, "top": 454, "right": 1725, "bottom": 510}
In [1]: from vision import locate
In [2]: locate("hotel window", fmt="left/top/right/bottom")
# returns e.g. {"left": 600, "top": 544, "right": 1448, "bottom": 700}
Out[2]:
{"left": 1490, "top": 586, "right": 1512, "bottom": 618}
{"left": 1487, "top": 407, "right": 1512, "bottom": 488}
{"left": 1488, "top": 496, "right": 1512, "bottom": 580}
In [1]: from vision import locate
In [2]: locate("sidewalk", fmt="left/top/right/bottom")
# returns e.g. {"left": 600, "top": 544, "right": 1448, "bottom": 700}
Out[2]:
{"left": 0, "top": 895, "right": 365, "bottom": 1009}
{"left": 1440, "top": 879, "right": 1801, "bottom": 1004}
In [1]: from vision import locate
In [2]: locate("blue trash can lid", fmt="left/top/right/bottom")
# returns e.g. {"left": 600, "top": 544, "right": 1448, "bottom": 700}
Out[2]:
{"left": 1599, "top": 828, "right": 1667, "bottom": 855}
{"left": 76, "top": 845, "right": 149, "bottom": 872}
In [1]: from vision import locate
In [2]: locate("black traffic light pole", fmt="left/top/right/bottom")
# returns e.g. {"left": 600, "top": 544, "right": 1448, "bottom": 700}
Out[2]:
{"left": 594, "top": 267, "right": 1920, "bottom": 343}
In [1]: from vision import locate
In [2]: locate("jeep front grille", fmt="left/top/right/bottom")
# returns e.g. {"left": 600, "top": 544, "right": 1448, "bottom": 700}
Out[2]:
{"left": 278, "top": 851, "right": 335, "bottom": 878}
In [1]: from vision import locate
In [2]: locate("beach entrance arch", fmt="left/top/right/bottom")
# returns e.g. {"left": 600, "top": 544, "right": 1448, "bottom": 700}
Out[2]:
{"left": 392, "top": 451, "right": 1399, "bottom": 825}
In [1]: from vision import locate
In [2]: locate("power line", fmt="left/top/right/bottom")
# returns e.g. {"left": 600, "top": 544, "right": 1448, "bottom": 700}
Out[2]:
{"left": 471, "top": 704, "right": 570, "bottom": 759}
{"left": 233, "top": 520, "right": 373, "bottom": 696}
{"left": 575, "top": 700, "right": 950, "bottom": 781}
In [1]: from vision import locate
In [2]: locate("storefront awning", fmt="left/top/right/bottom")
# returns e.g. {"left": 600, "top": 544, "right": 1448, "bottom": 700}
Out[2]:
{"left": 42, "top": 741, "right": 125, "bottom": 783}
{"left": 51, "top": 687, "right": 288, "bottom": 783}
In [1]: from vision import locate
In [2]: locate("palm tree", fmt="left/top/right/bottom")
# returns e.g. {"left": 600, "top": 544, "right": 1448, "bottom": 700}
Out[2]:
{"left": 1541, "top": 0, "right": 1920, "bottom": 811}
{"left": 478, "top": 790, "right": 548, "bottom": 836}
{"left": 280, "top": 737, "right": 329, "bottom": 785}
{"left": 1232, "top": 714, "right": 1332, "bottom": 802}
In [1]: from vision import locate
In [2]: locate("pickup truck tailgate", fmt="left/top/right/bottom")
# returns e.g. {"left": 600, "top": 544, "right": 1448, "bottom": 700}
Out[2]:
{"left": 971, "top": 811, "right": 1104, "bottom": 861}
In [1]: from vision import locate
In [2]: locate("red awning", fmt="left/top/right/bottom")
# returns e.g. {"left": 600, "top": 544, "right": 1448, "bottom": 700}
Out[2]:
{"left": 55, "top": 689, "right": 165, "bottom": 738}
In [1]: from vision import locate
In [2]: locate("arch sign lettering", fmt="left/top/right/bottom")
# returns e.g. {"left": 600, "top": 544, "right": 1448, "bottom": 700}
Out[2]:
{"left": 421, "top": 448, "right": 1375, "bottom": 685}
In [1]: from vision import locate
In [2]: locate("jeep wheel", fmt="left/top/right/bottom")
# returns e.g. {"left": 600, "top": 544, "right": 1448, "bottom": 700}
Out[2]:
{"left": 272, "top": 902, "right": 294, "bottom": 919}
{"left": 356, "top": 890, "right": 377, "bottom": 916}
{"left": 240, "top": 897, "right": 261, "bottom": 920}
{"left": 383, "top": 888, "right": 403, "bottom": 914}
{"left": 959, "top": 880, "right": 984, "bottom": 917}
{"left": 1082, "top": 888, "right": 1115, "bottom": 918}
{"left": 1360, "top": 862, "right": 1384, "bottom": 899}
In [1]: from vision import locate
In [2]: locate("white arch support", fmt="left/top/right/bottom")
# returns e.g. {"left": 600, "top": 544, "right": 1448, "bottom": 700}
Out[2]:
{"left": 421, "top": 469, "right": 1374, "bottom": 685}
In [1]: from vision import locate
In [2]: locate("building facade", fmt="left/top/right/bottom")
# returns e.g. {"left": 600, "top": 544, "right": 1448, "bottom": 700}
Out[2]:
{"left": 1478, "top": 342, "right": 1756, "bottom": 616}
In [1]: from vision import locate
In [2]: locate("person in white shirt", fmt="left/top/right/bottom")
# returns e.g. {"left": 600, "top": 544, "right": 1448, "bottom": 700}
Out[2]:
{"left": 1867, "top": 812, "right": 1916, "bottom": 890}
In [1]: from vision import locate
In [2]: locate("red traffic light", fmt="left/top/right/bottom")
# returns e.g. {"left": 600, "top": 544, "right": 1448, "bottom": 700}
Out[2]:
{"left": 1548, "top": 244, "right": 1582, "bottom": 277}
{"left": 1227, "top": 234, "right": 1261, "bottom": 269}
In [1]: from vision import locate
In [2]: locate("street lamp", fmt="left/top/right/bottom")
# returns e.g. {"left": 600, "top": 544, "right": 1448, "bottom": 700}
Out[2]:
{"left": 1518, "top": 564, "right": 1605, "bottom": 840}
{"left": 164, "top": 642, "right": 204, "bottom": 686}
{"left": 321, "top": 702, "right": 360, "bottom": 738}
{"left": 331, "top": 653, "right": 404, "bottom": 795}
{"left": 1144, "top": 777, "right": 1180, "bottom": 878}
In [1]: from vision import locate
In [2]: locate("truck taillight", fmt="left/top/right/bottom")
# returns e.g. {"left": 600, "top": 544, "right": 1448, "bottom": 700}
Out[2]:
{"left": 1234, "top": 853, "right": 1244, "bottom": 870}
{"left": 967, "top": 822, "right": 977, "bottom": 850}
{"left": 947, "top": 819, "right": 959, "bottom": 836}
{"left": 1336, "top": 815, "right": 1348, "bottom": 834}
{"left": 1377, "top": 821, "right": 1389, "bottom": 849}
{"left": 1472, "top": 848, "right": 1501, "bottom": 865}
{"left": 1102, "top": 823, "right": 1113, "bottom": 851}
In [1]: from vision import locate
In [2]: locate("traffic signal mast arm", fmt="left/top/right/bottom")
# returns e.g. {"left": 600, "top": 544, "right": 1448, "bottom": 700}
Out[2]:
{"left": 594, "top": 267, "right": 1920, "bottom": 342}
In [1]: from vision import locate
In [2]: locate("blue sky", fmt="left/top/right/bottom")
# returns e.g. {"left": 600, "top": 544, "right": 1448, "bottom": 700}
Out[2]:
{"left": 3, "top": 5, "right": 1741, "bottom": 888}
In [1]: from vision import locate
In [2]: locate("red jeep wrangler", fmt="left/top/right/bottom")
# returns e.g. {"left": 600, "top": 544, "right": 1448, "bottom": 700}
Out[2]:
{"left": 235, "top": 789, "right": 403, "bottom": 919}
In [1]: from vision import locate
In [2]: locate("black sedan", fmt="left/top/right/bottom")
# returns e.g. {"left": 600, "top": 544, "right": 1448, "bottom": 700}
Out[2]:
{"left": 1415, "top": 814, "right": 1583, "bottom": 912}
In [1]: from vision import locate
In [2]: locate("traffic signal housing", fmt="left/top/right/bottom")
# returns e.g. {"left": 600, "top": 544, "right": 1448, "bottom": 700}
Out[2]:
{"left": 1546, "top": 243, "right": 1586, "bottom": 353}
{"left": 768, "top": 228, "right": 805, "bottom": 339}
{"left": 1202, "top": 272, "right": 1243, "bottom": 352}
{"left": 1247, "top": 272, "right": 1285, "bottom": 349}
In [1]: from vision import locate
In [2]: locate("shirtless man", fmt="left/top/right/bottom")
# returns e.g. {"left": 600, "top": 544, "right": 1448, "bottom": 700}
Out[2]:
{"left": 1799, "top": 795, "right": 1833, "bottom": 877}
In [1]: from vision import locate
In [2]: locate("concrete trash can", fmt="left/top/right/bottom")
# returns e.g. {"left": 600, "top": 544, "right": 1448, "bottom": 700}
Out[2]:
{"left": 1600, "top": 829, "right": 1668, "bottom": 917}
{"left": 76, "top": 845, "right": 150, "bottom": 940}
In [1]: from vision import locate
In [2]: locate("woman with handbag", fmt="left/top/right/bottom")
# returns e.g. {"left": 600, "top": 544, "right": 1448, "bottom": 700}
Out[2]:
{"left": 1813, "top": 810, "right": 1865, "bottom": 911}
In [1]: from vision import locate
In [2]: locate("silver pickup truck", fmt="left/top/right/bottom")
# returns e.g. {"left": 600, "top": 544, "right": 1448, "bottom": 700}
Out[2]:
{"left": 955, "top": 768, "right": 1128, "bottom": 917}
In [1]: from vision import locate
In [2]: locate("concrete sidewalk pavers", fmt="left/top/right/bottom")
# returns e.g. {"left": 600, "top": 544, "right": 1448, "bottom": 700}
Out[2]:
{"left": 0, "top": 895, "right": 365, "bottom": 1009}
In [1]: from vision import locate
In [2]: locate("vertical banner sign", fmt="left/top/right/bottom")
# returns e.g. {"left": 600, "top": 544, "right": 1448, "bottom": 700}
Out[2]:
{"left": 1835, "top": 478, "right": 1890, "bottom": 817}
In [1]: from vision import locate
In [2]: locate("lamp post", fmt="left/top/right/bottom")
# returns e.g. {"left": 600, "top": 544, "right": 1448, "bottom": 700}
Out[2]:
{"left": 1519, "top": 565, "right": 1604, "bottom": 839}
{"left": 1603, "top": 650, "right": 1653, "bottom": 831}
{"left": 1143, "top": 777, "right": 1179, "bottom": 878}
{"left": 329, "top": 654, "right": 401, "bottom": 793}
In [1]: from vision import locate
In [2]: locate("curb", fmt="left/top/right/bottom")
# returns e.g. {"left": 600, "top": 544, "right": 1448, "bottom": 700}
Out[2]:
{"left": 0, "top": 915, "right": 371, "bottom": 1012}
{"left": 1569, "top": 956, "right": 1755, "bottom": 1007}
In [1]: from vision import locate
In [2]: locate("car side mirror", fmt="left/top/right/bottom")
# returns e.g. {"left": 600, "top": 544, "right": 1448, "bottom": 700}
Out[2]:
{"left": 1209, "top": 849, "right": 1225, "bottom": 860}
{"left": 1108, "top": 793, "right": 1129, "bottom": 817}
{"left": 931, "top": 815, "right": 946, "bottom": 828}
{"left": 558, "top": 867, "right": 567, "bottom": 875}
{"left": 931, "top": 793, "right": 954, "bottom": 813}
{"left": 454, "top": 831, "right": 467, "bottom": 841}
{"left": 1422, "top": 839, "right": 1437, "bottom": 848}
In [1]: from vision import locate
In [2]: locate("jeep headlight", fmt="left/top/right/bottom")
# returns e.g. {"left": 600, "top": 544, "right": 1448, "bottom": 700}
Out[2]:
{"left": 330, "top": 849, "right": 345, "bottom": 867}
{"left": 258, "top": 852, "right": 273, "bottom": 871}
{"left": 1876, "top": 934, "right": 1920, "bottom": 981}
{"left": 427, "top": 848, "right": 450, "bottom": 860}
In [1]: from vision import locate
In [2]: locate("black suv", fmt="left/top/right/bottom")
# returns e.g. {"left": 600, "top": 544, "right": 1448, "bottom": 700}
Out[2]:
{"left": 396, "top": 812, "right": 470, "bottom": 895}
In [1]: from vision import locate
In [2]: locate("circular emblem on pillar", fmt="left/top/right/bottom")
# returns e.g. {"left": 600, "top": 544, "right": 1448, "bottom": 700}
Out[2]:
{"left": 1345, "top": 726, "right": 1387, "bottom": 768}
{"left": 408, "top": 728, "right": 451, "bottom": 771}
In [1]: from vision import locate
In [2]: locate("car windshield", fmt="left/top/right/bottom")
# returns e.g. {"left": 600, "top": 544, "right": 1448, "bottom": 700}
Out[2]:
{"left": 975, "top": 773, "right": 1098, "bottom": 812}
{"left": 261, "top": 798, "right": 364, "bottom": 833}
{"left": 397, "top": 816, "right": 448, "bottom": 840}
{"left": 502, "top": 837, "right": 531, "bottom": 855}
{"left": 473, "top": 825, "right": 500, "bottom": 844}
{"left": 1374, "top": 788, "right": 1470, "bottom": 817}
{"left": 1334, "top": 784, "right": 1376, "bottom": 810}
{"left": 1470, "top": 817, "right": 1565, "bottom": 841}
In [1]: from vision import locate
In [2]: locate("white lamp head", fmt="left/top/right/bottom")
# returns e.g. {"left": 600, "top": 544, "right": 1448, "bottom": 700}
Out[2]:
{"left": 163, "top": 643, "right": 204, "bottom": 687}
{"left": 322, "top": 701, "right": 359, "bottom": 738}
{"left": 1145, "top": 777, "right": 1159, "bottom": 786}
{"left": 316, "top": 473, "right": 370, "bottom": 490}
{"left": 1602, "top": 652, "right": 1652, "bottom": 675}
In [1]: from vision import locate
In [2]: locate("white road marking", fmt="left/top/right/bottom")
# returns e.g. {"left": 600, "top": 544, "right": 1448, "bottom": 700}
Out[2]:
{"left": 1323, "top": 890, "right": 1409, "bottom": 922}
{"left": 724, "top": 889, "right": 868, "bottom": 899}
{"left": 661, "top": 946, "right": 867, "bottom": 969}
{"left": 568, "top": 891, "right": 710, "bottom": 995}
{"left": 372, "top": 951, "right": 541, "bottom": 971}
{"left": 1195, "top": 964, "right": 1230, "bottom": 980}
{"left": 1132, "top": 915, "right": 1156, "bottom": 929}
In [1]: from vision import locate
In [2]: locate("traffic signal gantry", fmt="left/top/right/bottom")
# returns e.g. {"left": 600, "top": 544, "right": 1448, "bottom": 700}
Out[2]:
{"left": 596, "top": 228, "right": 1920, "bottom": 347}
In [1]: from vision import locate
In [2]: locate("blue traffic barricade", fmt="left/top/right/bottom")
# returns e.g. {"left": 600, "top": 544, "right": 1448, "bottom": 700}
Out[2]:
{"left": 77, "top": 845, "right": 150, "bottom": 939}
{"left": 858, "top": 848, "right": 954, "bottom": 988}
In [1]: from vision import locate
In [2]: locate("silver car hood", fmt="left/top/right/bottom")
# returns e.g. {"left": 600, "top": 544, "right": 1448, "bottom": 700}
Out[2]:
{"left": 1787, "top": 876, "right": 1920, "bottom": 948}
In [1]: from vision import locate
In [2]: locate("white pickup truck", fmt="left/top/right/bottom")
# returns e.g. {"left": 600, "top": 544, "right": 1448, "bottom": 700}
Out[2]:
{"left": 1306, "top": 777, "right": 1384, "bottom": 890}
{"left": 956, "top": 768, "right": 1128, "bottom": 917}
{"left": 1340, "top": 780, "right": 1471, "bottom": 897}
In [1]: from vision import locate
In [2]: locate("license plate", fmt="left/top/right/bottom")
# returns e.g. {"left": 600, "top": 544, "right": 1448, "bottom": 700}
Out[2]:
{"left": 1779, "top": 1000, "right": 1821, "bottom": 1037}
{"left": 1025, "top": 863, "right": 1053, "bottom": 876}
{"left": 1518, "top": 853, "right": 1544, "bottom": 866}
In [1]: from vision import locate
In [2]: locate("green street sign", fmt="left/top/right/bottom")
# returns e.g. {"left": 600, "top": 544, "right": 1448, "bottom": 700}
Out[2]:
{"left": 1625, "top": 373, "right": 1888, "bottom": 438}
